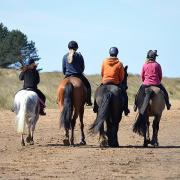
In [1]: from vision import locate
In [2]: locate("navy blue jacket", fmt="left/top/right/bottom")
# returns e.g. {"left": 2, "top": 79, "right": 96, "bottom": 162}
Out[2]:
{"left": 62, "top": 52, "right": 85, "bottom": 75}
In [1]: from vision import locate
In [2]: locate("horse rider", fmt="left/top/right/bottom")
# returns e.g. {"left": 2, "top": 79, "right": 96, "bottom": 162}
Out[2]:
{"left": 100, "top": 47, "right": 130, "bottom": 116}
{"left": 62, "top": 40, "right": 92, "bottom": 106}
{"left": 19, "top": 58, "right": 46, "bottom": 115}
{"left": 134, "top": 50, "right": 171, "bottom": 111}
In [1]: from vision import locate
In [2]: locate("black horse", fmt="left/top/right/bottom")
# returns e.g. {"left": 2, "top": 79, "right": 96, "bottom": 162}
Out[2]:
{"left": 90, "top": 66, "right": 128, "bottom": 147}
{"left": 90, "top": 84, "right": 124, "bottom": 147}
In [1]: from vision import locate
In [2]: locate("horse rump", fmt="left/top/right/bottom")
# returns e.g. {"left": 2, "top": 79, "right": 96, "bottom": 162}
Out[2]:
{"left": 133, "top": 88, "right": 154, "bottom": 136}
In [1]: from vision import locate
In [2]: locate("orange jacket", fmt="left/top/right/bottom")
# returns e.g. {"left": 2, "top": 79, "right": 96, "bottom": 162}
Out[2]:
{"left": 101, "top": 57, "right": 125, "bottom": 85}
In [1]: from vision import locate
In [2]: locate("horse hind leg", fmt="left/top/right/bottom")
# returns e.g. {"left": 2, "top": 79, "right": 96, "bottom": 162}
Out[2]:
{"left": 99, "top": 125, "right": 108, "bottom": 147}
{"left": 146, "top": 118, "right": 151, "bottom": 145}
{"left": 151, "top": 115, "right": 161, "bottom": 147}
{"left": 63, "top": 128, "right": 70, "bottom": 146}
{"left": 79, "top": 108, "right": 86, "bottom": 145}
{"left": 70, "top": 113, "right": 78, "bottom": 146}
{"left": 26, "top": 119, "right": 34, "bottom": 145}
{"left": 21, "top": 134, "right": 25, "bottom": 146}
{"left": 29, "top": 128, "right": 35, "bottom": 145}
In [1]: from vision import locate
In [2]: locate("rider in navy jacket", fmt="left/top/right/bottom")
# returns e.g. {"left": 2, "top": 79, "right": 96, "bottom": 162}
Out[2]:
{"left": 62, "top": 41, "right": 92, "bottom": 106}
{"left": 62, "top": 52, "right": 84, "bottom": 75}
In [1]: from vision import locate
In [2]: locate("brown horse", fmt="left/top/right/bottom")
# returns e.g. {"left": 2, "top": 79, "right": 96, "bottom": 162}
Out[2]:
{"left": 57, "top": 76, "right": 86, "bottom": 146}
{"left": 133, "top": 86, "right": 165, "bottom": 147}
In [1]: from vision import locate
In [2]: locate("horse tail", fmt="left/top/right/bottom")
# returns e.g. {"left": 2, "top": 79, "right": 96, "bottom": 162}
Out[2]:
{"left": 60, "top": 82, "right": 73, "bottom": 130}
{"left": 133, "top": 113, "right": 147, "bottom": 136}
{"left": 89, "top": 92, "right": 112, "bottom": 134}
{"left": 133, "top": 88, "right": 154, "bottom": 136}
{"left": 16, "top": 97, "right": 27, "bottom": 134}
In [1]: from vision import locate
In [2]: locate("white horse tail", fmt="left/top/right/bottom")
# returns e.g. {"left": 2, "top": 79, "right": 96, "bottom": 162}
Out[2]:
{"left": 16, "top": 97, "right": 27, "bottom": 134}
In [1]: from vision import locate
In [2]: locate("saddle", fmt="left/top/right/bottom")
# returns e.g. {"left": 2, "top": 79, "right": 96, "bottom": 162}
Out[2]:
{"left": 23, "top": 88, "right": 46, "bottom": 110}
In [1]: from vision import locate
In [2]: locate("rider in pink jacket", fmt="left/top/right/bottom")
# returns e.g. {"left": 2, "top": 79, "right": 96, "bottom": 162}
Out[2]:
{"left": 141, "top": 60, "right": 162, "bottom": 86}
{"left": 134, "top": 50, "right": 171, "bottom": 111}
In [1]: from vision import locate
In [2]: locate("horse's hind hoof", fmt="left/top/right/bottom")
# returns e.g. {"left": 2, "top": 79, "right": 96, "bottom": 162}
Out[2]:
{"left": 153, "top": 143, "right": 159, "bottom": 147}
{"left": 63, "top": 139, "right": 70, "bottom": 146}
{"left": 30, "top": 141, "right": 34, "bottom": 145}
{"left": 143, "top": 142, "right": 148, "bottom": 147}
{"left": 150, "top": 140, "right": 159, "bottom": 147}
{"left": 80, "top": 140, "right": 86, "bottom": 145}
{"left": 26, "top": 136, "right": 31, "bottom": 143}
{"left": 100, "top": 140, "right": 108, "bottom": 147}
{"left": 21, "top": 141, "right": 25, "bottom": 146}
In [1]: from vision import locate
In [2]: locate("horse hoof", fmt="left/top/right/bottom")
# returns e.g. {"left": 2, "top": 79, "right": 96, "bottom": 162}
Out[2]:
{"left": 143, "top": 142, "right": 148, "bottom": 147}
{"left": 100, "top": 140, "right": 108, "bottom": 147}
{"left": 151, "top": 141, "right": 159, "bottom": 147}
{"left": 63, "top": 139, "right": 70, "bottom": 146}
{"left": 26, "top": 136, "right": 31, "bottom": 143}
{"left": 146, "top": 139, "right": 151, "bottom": 144}
{"left": 80, "top": 141, "right": 86, "bottom": 145}
{"left": 150, "top": 140, "right": 159, "bottom": 147}
{"left": 21, "top": 141, "right": 25, "bottom": 146}
{"left": 30, "top": 141, "right": 34, "bottom": 145}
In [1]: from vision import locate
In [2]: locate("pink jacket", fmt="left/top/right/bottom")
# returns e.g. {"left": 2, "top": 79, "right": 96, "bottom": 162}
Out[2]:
{"left": 141, "top": 61, "right": 162, "bottom": 85}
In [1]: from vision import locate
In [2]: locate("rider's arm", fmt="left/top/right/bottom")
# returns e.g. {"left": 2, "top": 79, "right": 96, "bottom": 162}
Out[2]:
{"left": 118, "top": 63, "right": 125, "bottom": 83}
{"left": 141, "top": 65, "right": 145, "bottom": 82}
{"left": 35, "top": 70, "right": 40, "bottom": 84}
{"left": 19, "top": 71, "right": 25, "bottom": 81}
{"left": 62, "top": 55, "right": 66, "bottom": 75}
{"left": 78, "top": 53, "right": 85, "bottom": 73}
{"left": 158, "top": 64, "right": 162, "bottom": 82}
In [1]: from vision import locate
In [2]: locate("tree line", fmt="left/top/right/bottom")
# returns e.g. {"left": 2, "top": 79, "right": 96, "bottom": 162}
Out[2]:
{"left": 0, "top": 23, "right": 40, "bottom": 68}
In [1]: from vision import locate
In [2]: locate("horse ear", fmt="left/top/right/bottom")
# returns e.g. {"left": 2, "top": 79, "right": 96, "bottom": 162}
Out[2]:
{"left": 124, "top": 65, "right": 128, "bottom": 70}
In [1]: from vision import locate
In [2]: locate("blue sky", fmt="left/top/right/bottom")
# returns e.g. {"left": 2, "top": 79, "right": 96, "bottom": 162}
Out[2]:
{"left": 1, "top": 0, "right": 180, "bottom": 77}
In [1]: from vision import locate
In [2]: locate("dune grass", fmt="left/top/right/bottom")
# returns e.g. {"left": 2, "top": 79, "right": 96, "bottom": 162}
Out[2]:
{"left": 0, "top": 68, "right": 180, "bottom": 109}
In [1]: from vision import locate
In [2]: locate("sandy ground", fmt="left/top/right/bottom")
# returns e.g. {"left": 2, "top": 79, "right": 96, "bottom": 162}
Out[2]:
{"left": 0, "top": 100, "right": 180, "bottom": 180}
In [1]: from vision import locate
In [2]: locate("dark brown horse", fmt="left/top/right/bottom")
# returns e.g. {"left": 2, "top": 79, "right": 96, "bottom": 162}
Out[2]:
{"left": 133, "top": 86, "right": 165, "bottom": 147}
{"left": 90, "top": 84, "right": 124, "bottom": 147}
{"left": 57, "top": 76, "right": 86, "bottom": 146}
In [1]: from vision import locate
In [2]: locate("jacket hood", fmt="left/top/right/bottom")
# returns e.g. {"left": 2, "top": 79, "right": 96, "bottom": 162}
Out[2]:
{"left": 104, "top": 57, "right": 121, "bottom": 66}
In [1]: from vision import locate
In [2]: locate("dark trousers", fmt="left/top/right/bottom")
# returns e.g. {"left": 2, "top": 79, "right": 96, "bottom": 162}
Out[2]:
{"left": 34, "top": 89, "right": 46, "bottom": 105}
{"left": 65, "top": 74, "right": 92, "bottom": 103}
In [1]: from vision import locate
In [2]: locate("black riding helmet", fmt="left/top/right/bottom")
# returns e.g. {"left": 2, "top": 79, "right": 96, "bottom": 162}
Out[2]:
{"left": 109, "top": 47, "right": 119, "bottom": 57}
{"left": 28, "top": 58, "right": 35, "bottom": 65}
{"left": 147, "top": 50, "right": 158, "bottom": 59}
{"left": 68, "top": 41, "right": 78, "bottom": 51}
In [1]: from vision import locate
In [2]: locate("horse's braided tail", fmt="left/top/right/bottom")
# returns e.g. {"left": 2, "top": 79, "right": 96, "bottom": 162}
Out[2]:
{"left": 133, "top": 113, "right": 147, "bottom": 136}
{"left": 89, "top": 92, "right": 112, "bottom": 134}
{"left": 60, "top": 82, "right": 73, "bottom": 130}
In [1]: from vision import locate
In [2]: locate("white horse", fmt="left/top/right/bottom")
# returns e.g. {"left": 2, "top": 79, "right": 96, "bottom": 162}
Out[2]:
{"left": 13, "top": 90, "right": 40, "bottom": 146}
